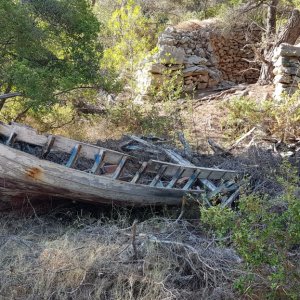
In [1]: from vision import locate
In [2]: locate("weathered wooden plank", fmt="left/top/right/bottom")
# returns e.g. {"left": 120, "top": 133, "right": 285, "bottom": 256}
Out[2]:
{"left": 112, "top": 156, "right": 128, "bottom": 179}
{"left": 149, "top": 160, "right": 237, "bottom": 180}
{"left": 150, "top": 165, "right": 167, "bottom": 187}
{"left": 131, "top": 162, "right": 148, "bottom": 183}
{"left": 0, "top": 123, "right": 130, "bottom": 165}
{"left": 66, "top": 144, "right": 82, "bottom": 168}
{"left": 167, "top": 167, "right": 185, "bottom": 188}
{"left": 183, "top": 170, "right": 201, "bottom": 190}
{"left": 41, "top": 135, "right": 55, "bottom": 158}
{"left": 90, "top": 149, "right": 105, "bottom": 174}
{"left": 6, "top": 131, "right": 17, "bottom": 146}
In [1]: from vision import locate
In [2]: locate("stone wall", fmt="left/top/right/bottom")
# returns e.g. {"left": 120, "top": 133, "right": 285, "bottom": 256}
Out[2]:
{"left": 273, "top": 43, "right": 300, "bottom": 100}
{"left": 137, "top": 19, "right": 262, "bottom": 95}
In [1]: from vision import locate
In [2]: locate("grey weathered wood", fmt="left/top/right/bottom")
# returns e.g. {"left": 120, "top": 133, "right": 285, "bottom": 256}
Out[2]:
{"left": 149, "top": 160, "right": 236, "bottom": 181}
{"left": 6, "top": 131, "right": 17, "bottom": 146}
{"left": 126, "top": 135, "right": 235, "bottom": 191}
{"left": 0, "top": 122, "right": 130, "bottom": 165}
{"left": 150, "top": 166, "right": 167, "bottom": 187}
{"left": 131, "top": 162, "right": 148, "bottom": 183}
{"left": 221, "top": 188, "right": 241, "bottom": 208}
{"left": 66, "top": 144, "right": 82, "bottom": 168}
{"left": 41, "top": 135, "right": 55, "bottom": 158}
{"left": 183, "top": 170, "right": 201, "bottom": 190}
{"left": 0, "top": 144, "right": 202, "bottom": 206}
{"left": 161, "top": 150, "right": 218, "bottom": 191}
{"left": 0, "top": 92, "right": 22, "bottom": 100}
{"left": 112, "top": 156, "right": 128, "bottom": 179}
{"left": 90, "top": 149, "right": 105, "bottom": 174}
{"left": 167, "top": 167, "right": 185, "bottom": 188}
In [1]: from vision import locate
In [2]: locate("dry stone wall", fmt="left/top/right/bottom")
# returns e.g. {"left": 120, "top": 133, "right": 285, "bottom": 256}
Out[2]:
{"left": 273, "top": 43, "right": 300, "bottom": 100}
{"left": 137, "top": 20, "right": 262, "bottom": 96}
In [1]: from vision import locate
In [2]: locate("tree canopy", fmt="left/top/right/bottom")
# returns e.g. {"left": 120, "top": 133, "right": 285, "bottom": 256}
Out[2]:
{"left": 0, "top": 0, "right": 102, "bottom": 110}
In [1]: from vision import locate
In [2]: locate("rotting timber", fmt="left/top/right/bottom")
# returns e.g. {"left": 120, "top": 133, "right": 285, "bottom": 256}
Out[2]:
{"left": 0, "top": 122, "right": 238, "bottom": 208}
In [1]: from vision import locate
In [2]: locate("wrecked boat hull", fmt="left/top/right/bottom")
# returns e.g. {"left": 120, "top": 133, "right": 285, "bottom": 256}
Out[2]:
{"left": 0, "top": 122, "right": 238, "bottom": 208}
{"left": 0, "top": 144, "right": 187, "bottom": 206}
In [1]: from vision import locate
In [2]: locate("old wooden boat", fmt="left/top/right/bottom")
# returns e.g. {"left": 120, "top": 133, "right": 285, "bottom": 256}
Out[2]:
{"left": 0, "top": 122, "right": 237, "bottom": 207}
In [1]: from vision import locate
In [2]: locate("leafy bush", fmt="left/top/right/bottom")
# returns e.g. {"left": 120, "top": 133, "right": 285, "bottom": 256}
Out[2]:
{"left": 201, "top": 162, "right": 300, "bottom": 299}
{"left": 102, "top": 0, "right": 156, "bottom": 80}
{"left": 200, "top": 206, "right": 236, "bottom": 238}
{"left": 106, "top": 99, "right": 178, "bottom": 136}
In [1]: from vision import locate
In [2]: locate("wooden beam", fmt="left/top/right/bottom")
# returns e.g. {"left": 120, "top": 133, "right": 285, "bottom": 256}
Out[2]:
{"left": 41, "top": 135, "right": 55, "bottom": 159}
{"left": 150, "top": 166, "right": 167, "bottom": 187}
{"left": 131, "top": 162, "right": 148, "bottom": 183}
{"left": 90, "top": 149, "right": 105, "bottom": 174}
{"left": 66, "top": 144, "right": 82, "bottom": 168}
{"left": 6, "top": 131, "right": 17, "bottom": 146}
{"left": 112, "top": 156, "right": 128, "bottom": 179}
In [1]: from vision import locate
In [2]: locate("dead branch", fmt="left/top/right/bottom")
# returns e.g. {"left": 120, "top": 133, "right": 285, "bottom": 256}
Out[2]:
{"left": 194, "top": 86, "right": 247, "bottom": 107}
{"left": 131, "top": 219, "right": 138, "bottom": 260}
{"left": 229, "top": 127, "right": 257, "bottom": 151}
{"left": 207, "top": 138, "right": 232, "bottom": 156}
{"left": 177, "top": 132, "right": 193, "bottom": 160}
{"left": 0, "top": 92, "right": 22, "bottom": 100}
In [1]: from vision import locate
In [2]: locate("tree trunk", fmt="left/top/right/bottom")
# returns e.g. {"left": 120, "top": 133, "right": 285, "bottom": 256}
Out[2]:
{"left": 266, "top": 0, "right": 278, "bottom": 37}
{"left": 0, "top": 85, "right": 14, "bottom": 111}
{"left": 258, "top": 8, "right": 300, "bottom": 85}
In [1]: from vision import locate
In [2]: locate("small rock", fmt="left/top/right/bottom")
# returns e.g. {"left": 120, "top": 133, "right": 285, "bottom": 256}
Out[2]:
{"left": 184, "top": 55, "right": 208, "bottom": 65}
{"left": 158, "top": 45, "right": 185, "bottom": 65}
{"left": 183, "top": 66, "right": 209, "bottom": 77}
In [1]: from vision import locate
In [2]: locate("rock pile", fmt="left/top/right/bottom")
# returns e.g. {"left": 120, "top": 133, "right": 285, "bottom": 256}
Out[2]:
{"left": 273, "top": 43, "right": 300, "bottom": 100}
{"left": 137, "top": 19, "right": 262, "bottom": 95}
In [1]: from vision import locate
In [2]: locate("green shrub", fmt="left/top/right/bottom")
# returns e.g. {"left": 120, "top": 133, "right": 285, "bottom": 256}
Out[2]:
{"left": 200, "top": 206, "right": 236, "bottom": 238}
{"left": 200, "top": 161, "right": 300, "bottom": 299}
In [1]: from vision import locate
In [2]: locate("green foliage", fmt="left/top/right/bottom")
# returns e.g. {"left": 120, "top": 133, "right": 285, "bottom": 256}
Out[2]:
{"left": 200, "top": 206, "right": 236, "bottom": 238}
{"left": 0, "top": 0, "right": 102, "bottom": 111}
{"left": 201, "top": 161, "right": 300, "bottom": 298}
{"left": 149, "top": 70, "right": 184, "bottom": 103}
{"left": 225, "top": 93, "right": 300, "bottom": 141}
{"left": 106, "top": 99, "right": 177, "bottom": 136}
{"left": 102, "top": 0, "right": 156, "bottom": 79}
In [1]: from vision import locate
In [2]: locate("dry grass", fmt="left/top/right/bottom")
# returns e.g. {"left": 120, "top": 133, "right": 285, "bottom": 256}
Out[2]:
{"left": 0, "top": 207, "right": 242, "bottom": 300}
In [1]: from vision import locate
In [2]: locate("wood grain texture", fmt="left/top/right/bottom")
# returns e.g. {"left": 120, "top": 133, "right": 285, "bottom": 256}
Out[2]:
{"left": 0, "top": 144, "right": 197, "bottom": 206}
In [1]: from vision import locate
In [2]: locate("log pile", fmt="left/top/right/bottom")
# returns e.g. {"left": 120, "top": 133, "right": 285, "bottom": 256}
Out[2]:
{"left": 273, "top": 43, "right": 300, "bottom": 100}
{"left": 136, "top": 20, "right": 262, "bottom": 95}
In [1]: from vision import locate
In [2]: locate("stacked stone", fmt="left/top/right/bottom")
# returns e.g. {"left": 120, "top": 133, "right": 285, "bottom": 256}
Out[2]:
{"left": 136, "top": 20, "right": 262, "bottom": 95}
{"left": 210, "top": 25, "right": 261, "bottom": 84}
{"left": 273, "top": 43, "right": 300, "bottom": 100}
{"left": 157, "top": 25, "right": 223, "bottom": 91}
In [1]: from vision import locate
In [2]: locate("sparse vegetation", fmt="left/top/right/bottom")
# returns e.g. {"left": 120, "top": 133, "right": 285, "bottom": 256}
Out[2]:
{"left": 225, "top": 92, "right": 300, "bottom": 141}
{"left": 1, "top": 1, "right": 300, "bottom": 299}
